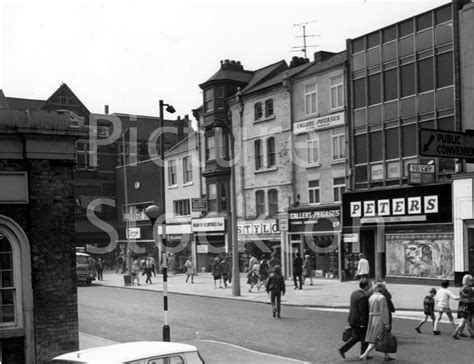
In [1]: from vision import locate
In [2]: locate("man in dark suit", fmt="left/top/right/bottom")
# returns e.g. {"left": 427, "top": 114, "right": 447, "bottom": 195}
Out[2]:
{"left": 338, "top": 278, "right": 370, "bottom": 359}
{"left": 292, "top": 253, "right": 303, "bottom": 289}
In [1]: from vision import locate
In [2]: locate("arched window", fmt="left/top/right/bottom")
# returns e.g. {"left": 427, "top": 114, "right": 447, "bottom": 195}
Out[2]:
{"left": 0, "top": 235, "right": 16, "bottom": 326}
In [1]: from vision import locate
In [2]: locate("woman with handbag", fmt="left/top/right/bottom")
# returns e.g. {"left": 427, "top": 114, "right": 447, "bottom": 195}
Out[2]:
{"left": 360, "top": 281, "right": 395, "bottom": 361}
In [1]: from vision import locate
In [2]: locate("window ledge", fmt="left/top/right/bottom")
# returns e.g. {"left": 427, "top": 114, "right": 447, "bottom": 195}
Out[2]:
{"left": 255, "top": 166, "right": 278, "bottom": 174}
{"left": 254, "top": 114, "right": 276, "bottom": 124}
{"left": 331, "top": 159, "right": 346, "bottom": 165}
{"left": 182, "top": 182, "right": 194, "bottom": 187}
{"left": 168, "top": 185, "right": 178, "bottom": 190}
{"left": 306, "top": 163, "right": 321, "bottom": 169}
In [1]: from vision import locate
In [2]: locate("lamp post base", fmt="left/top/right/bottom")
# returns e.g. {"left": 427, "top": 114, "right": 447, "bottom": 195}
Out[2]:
{"left": 163, "top": 325, "right": 170, "bottom": 342}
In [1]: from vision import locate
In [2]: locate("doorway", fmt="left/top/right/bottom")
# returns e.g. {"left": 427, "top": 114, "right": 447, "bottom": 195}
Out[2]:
{"left": 360, "top": 230, "right": 375, "bottom": 279}
{"left": 468, "top": 229, "right": 474, "bottom": 275}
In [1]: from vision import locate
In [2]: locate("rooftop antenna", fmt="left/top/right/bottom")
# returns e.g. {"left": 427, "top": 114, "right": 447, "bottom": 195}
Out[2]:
{"left": 291, "top": 21, "right": 319, "bottom": 59}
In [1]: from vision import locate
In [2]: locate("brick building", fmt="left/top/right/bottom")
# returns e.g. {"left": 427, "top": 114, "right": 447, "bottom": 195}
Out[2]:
{"left": 0, "top": 108, "right": 87, "bottom": 363}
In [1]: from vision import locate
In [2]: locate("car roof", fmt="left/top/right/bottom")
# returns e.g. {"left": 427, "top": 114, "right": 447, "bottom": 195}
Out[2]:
{"left": 52, "top": 341, "right": 198, "bottom": 363}
{"left": 76, "top": 252, "right": 91, "bottom": 257}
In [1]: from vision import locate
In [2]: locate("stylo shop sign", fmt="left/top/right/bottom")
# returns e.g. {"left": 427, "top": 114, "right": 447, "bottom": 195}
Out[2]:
{"left": 350, "top": 195, "right": 438, "bottom": 218}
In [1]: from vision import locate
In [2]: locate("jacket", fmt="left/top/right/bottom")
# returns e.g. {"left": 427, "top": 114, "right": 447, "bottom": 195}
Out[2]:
{"left": 265, "top": 272, "right": 286, "bottom": 294}
{"left": 348, "top": 288, "right": 369, "bottom": 328}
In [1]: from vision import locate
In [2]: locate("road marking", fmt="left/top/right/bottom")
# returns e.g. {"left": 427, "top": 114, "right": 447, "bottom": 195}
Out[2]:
{"left": 196, "top": 339, "right": 311, "bottom": 364}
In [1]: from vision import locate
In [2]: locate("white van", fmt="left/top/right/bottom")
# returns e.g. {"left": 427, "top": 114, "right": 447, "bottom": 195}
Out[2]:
{"left": 76, "top": 252, "right": 96, "bottom": 285}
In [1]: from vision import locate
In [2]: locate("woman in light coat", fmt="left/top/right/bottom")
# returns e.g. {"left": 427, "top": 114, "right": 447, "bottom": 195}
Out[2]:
{"left": 360, "top": 281, "right": 394, "bottom": 361}
{"left": 184, "top": 256, "right": 194, "bottom": 284}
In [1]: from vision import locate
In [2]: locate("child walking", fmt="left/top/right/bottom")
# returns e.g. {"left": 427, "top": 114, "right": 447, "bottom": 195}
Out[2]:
{"left": 433, "top": 280, "right": 459, "bottom": 335}
{"left": 415, "top": 288, "right": 436, "bottom": 333}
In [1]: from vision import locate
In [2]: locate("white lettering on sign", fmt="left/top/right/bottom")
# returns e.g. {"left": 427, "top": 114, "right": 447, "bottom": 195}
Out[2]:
{"left": 350, "top": 195, "right": 439, "bottom": 218}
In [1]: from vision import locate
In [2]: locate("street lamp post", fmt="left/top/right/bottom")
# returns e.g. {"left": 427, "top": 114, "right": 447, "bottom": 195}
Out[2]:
{"left": 145, "top": 100, "right": 175, "bottom": 342}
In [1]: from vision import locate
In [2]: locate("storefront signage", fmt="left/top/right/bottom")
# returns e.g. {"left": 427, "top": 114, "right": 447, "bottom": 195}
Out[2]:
{"left": 408, "top": 164, "right": 435, "bottom": 185}
{"left": 343, "top": 233, "right": 359, "bottom": 243}
{"left": 237, "top": 220, "right": 279, "bottom": 235}
{"left": 192, "top": 198, "right": 207, "bottom": 212}
{"left": 289, "top": 207, "right": 341, "bottom": 233}
{"left": 278, "top": 213, "right": 289, "bottom": 232}
{"left": 419, "top": 128, "right": 474, "bottom": 160}
{"left": 191, "top": 217, "right": 225, "bottom": 232}
{"left": 350, "top": 196, "right": 438, "bottom": 217}
{"left": 293, "top": 112, "right": 344, "bottom": 135}
{"left": 127, "top": 227, "right": 141, "bottom": 239}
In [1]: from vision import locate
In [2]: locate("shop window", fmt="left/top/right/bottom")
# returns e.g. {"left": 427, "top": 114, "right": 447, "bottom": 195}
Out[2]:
{"left": 355, "top": 134, "right": 367, "bottom": 164}
{"left": 333, "top": 177, "right": 345, "bottom": 202}
{"left": 416, "top": 29, "right": 433, "bottom": 51}
{"left": 417, "top": 12, "right": 433, "bottom": 31}
{"left": 385, "top": 128, "right": 399, "bottom": 160}
{"left": 435, "top": 23, "right": 453, "bottom": 46}
{"left": 308, "top": 180, "right": 320, "bottom": 204}
{"left": 183, "top": 156, "right": 192, "bottom": 184}
{"left": 267, "top": 137, "right": 276, "bottom": 167}
{"left": 216, "top": 87, "right": 224, "bottom": 110}
{"left": 402, "top": 124, "right": 417, "bottom": 157}
{"left": 168, "top": 160, "right": 177, "bottom": 186}
{"left": 256, "top": 190, "right": 265, "bottom": 216}
{"left": 401, "top": 63, "right": 415, "bottom": 97}
{"left": 332, "top": 128, "right": 345, "bottom": 160}
{"left": 399, "top": 19, "right": 414, "bottom": 37}
{"left": 370, "top": 131, "right": 383, "bottom": 162}
{"left": 383, "top": 25, "right": 397, "bottom": 43}
{"left": 307, "top": 134, "right": 319, "bottom": 164}
{"left": 204, "top": 88, "right": 214, "bottom": 113}
{"left": 353, "top": 78, "right": 366, "bottom": 109}
{"left": 207, "top": 183, "right": 217, "bottom": 212}
{"left": 435, "top": 5, "right": 451, "bottom": 25}
{"left": 383, "top": 68, "right": 398, "bottom": 101}
{"left": 382, "top": 42, "right": 397, "bottom": 63}
{"left": 205, "top": 135, "right": 215, "bottom": 161}
{"left": 265, "top": 99, "right": 274, "bottom": 117}
{"left": 268, "top": 189, "right": 278, "bottom": 217}
{"left": 254, "top": 102, "right": 263, "bottom": 120}
{"left": 355, "top": 165, "right": 368, "bottom": 183}
{"left": 0, "top": 237, "right": 15, "bottom": 325}
{"left": 436, "top": 52, "right": 453, "bottom": 88}
{"left": 330, "top": 75, "right": 344, "bottom": 109}
{"left": 368, "top": 73, "right": 381, "bottom": 105}
{"left": 305, "top": 83, "right": 318, "bottom": 115}
{"left": 173, "top": 199, "right": 190, "bottom": 216}
{"left": 418, "top": 57, "right": 434, "bottom": 93}
{"left": 255, "top": 140, "right": 263, "bottom": 170}
{"left": 400, "top": 35, "right": 414, "bottom": 57}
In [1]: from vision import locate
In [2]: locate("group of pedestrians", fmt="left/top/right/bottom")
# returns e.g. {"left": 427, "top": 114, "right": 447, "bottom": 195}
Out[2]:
{"left": 415, "top": 274, "right": 473, "bottom": 340}
{"left": 247, "top": 254, "right": 271, "bottom": 292}
{"left": 292, "top": 253, "right": 314, "bottom": 289}
{"left": 338, "top": 278, "right": 396, "bottom": 362}
{"left": 128, "top": 255, "right": 156, "bottom": 286}
{"left": 211, "top": 256, "right": 232, "bottom": 288}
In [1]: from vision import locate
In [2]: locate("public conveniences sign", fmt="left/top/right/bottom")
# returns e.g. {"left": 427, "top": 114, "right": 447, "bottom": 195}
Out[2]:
{"left": 419, "top": 129, "right": 474, "bottom": 159}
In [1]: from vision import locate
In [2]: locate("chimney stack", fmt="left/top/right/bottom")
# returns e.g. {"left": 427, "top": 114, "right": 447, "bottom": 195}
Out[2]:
{"left": 104, "top": 105, "right": 109, "bottom": 114}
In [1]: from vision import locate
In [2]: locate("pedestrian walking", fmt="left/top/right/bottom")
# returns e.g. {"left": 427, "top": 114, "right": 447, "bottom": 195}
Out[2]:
{"left": 149, "top": 254, "right": 157, "bottom": 277}
{"left": 131, "top": 259, "right": 140, "bottom": 286}
{"left": 415, "top": 288, "right": 437, "bottom": 333}
{"left": 115, "top": 254, "right": 123, "bottom": 273}
{"left": 220, "top": 256, "right": 230, "bottom": 288}
{"left": 356, "top": 253, "right": 370, "bottom": 279}
{"left": 212, "top": 257, "right": 223, "bottom": 288}
{"left": 247, "top": 260, "right": 260, "bottom": 293}
{"left": 338, "top": 278, "right": 370, "bottom": 360}
{"left": 293, "top": 252, "right": 303, "bottom": 290}
{"left": 359, "top": 281, "right": 395, "bottom": 361}
{"left": 257, "top": 257, "right": 270, "bottom": 290}
{"left": 302, "top": 255, "right": 313, "bottom": 286}
{"left": 368, "top": 279, "right": 396, "bottom": 327}
{"left": 184, "top": 256, "right": 194, "bottom": 283}
{"left": 268, "top": 250, "right": 280, "bottom": 272}
{"left": 433, "top": 279, "right": 459, "bottom": 335}
{"left": 168, "top": 254, "right": 177, "bottom": 276}
{"left": 265, "top": 265, "right": 285, "bottom": 318}
{"left": 121, "top": 255, "right": 127, "bottom": 273}
{"left": 144, "top": 257, "right": 153, "bottom": 284}
{"left": 95, "top": 258, "right": 104, "bottom": 281}
{"left": 452, "top": 274, "right": 473, "bottom": 339}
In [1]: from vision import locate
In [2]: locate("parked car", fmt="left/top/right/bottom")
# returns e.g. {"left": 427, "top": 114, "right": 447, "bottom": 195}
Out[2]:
{"left": 49, "top": 341, "right": 205, "bottom": 363}
{"left": 76, "top": 251, "right": 96, "bottom": 286}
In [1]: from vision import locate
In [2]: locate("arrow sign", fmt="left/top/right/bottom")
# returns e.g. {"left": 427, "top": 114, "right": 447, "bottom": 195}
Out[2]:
{"left": 419, "top": 129, "right": 474, "bottom": 159}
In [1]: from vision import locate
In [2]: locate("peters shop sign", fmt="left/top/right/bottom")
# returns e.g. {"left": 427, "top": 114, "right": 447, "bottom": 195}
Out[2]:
{"left": 342, "top": 183, "right": 452, "bottom": 225}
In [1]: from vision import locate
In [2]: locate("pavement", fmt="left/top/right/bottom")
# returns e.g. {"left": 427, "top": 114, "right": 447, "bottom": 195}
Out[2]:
{"left": 79, "top": 270, "right": 458, "bottom": 363}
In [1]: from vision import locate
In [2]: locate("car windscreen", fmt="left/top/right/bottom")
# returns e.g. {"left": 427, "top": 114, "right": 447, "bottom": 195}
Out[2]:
{"left": 76, "top": 256, "right": 89, "bottom": 265}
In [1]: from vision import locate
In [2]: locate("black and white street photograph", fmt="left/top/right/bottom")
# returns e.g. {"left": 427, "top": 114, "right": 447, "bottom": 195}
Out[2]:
{"left": 1, "top": 0, "right": 474, "bottom": 363}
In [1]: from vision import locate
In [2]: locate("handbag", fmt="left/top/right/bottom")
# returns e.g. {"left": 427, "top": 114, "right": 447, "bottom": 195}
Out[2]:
{"left": 342, "top": 326, "right": 352, "bottom": 342}
{"left": 375, "top": 331, "right": 398, "bottom": 354}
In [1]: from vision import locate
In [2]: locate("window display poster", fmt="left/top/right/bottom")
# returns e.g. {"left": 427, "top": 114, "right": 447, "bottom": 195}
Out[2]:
{"left": 386, "top": 234, "right": 454, "bottom": 279}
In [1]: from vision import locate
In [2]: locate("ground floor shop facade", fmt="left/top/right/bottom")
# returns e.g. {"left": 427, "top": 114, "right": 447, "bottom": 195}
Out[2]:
{"left": 342, "top": 183, "right": 457, "bottom": 284}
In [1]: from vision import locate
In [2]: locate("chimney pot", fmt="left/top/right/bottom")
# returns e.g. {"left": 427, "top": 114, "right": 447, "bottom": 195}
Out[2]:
{"left": 104, "top": 105, "right": 109, "bottom": 114}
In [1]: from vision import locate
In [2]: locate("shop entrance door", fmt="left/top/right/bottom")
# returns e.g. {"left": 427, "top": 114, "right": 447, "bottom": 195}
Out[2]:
{"left": 468, "top": 229, "right": 474, "bottom": 275}
{"left": 360, "top": 230, "right": 375, "bottom": 279}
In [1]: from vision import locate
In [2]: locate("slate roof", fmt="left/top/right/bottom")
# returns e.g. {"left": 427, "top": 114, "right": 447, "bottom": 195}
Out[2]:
{"left": 200, "top": 68, "right": 254, "bottom": 88}
{"left": 4, "top": 97, "right": 45, "bottom": 111}
{"left": 165, "top": 131, "right": 197, "bottom": 157}
{"left": 293, "top": 51, "right": 347, "bottom": 80}
{"left": 240, "top": 60, "right": 288, "bottom": 95}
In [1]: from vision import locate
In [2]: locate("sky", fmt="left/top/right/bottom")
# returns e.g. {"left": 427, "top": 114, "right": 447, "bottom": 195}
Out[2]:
{"left": 1, "top": 0, "right": 451, "bottom": 120}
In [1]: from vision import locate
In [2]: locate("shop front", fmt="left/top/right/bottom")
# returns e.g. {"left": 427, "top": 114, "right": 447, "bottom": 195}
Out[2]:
{"left": 237, "top": 219, "right": 280, "bottom": 271}
{"left": 288, "top": 206, "right": 341, "bottom": 280}
{"left": 342, "top": 183, "right": 453, "bottom": 284}
{"left": 191, "top": 216, "right": 226, "bottom": 272}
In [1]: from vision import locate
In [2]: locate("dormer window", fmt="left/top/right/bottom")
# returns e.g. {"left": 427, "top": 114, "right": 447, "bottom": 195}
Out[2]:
{"left": 216, "top": 87, "right": 224, "bottom": 110}
{"left": 254, "top": 102, "right": 263, "bottom": 120}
